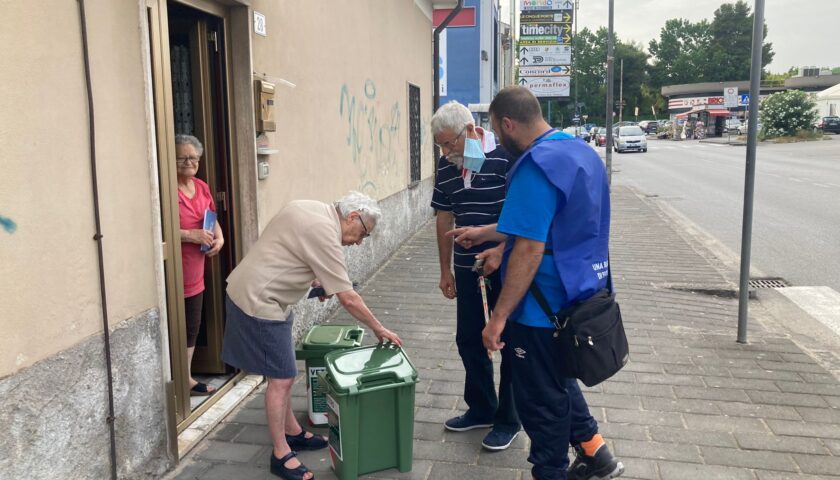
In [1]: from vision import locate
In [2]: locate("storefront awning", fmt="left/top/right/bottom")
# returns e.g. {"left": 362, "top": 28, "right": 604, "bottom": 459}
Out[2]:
{"left": 676, "top": 108, "right": 730, "bottom": 119}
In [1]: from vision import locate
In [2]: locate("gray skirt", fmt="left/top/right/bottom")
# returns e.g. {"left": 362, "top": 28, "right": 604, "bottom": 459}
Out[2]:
{"left": 222, "top": 295, "right": 298, "bottom": 379}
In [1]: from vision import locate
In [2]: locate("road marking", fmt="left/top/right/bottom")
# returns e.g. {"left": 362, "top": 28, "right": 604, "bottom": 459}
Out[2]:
{"left": 766, "top": 173, "right": 780, "bottom": 178}
{"left": 814, "top": 183, "right": 831, "bottom": 188}
{"left": 790, "top": 178, "right": 804, "bottom": 183}
{"left": 776, "top": 287, "right": 840, "bottom": 340}
{"left": 704, "top": 143, "right": 726, "bottom": 147}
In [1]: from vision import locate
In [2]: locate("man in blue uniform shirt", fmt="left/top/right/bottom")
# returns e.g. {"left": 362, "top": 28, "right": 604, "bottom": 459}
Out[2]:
{"left": 449, "top": 87, "right": 623, "bottom": 479}
{"left": 430, "top": 101, "right": 521, "bottom": 450}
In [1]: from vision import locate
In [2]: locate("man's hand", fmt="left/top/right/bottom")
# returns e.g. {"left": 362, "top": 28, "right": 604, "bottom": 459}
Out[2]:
{"left": 482, "top": 315, "right": 507, "bottom": 351}
{"left": 475, "top": 244, "right": 504, "bottom": 276}
{"left": 374, "top": 327, "right": 403, "bottom": 347}
{"left": 446, "top": 226, "right": 485, "bottom": 249}
{"left": 439, "top": 271, "right": 456, "bottom": 299}
{"left": 311, "top": 280, "right": 333, "bottom": 302}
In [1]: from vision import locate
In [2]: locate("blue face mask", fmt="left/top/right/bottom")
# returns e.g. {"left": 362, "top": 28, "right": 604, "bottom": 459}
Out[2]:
{"left": 463, "top": 137, "right": 486, "bottom": 172}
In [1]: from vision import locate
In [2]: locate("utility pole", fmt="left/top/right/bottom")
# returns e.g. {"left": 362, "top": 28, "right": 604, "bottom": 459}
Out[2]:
{"left": 618, "top": 59, "right": 624, "bottom": 124}
{"left": 736, "top": 0, "right": 766, "bottom": 344}
{"left": 604, "top": 0, "right": 614, "bottom": 183}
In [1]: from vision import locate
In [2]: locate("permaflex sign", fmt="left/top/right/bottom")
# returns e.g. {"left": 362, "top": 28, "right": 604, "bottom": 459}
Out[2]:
{"left": 517, "top": 76, "right": 571, "bottom": 97}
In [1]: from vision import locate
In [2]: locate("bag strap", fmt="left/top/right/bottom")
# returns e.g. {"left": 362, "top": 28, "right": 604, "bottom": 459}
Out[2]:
{"left": 529, "top": 251, "right": 613, "bottom": 330}
{"left": 528, "top": 282, "right": 568, "bottom": 331}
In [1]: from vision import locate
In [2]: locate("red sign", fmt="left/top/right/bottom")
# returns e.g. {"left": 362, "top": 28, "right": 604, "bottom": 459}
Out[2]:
{"left": 433, "top": 7, "right": 477, "bottom": 28}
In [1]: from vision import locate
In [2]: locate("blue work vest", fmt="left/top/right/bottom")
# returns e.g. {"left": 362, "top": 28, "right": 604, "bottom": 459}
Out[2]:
{"left": 505, "top": 131, "right": 611, "bottom": 305}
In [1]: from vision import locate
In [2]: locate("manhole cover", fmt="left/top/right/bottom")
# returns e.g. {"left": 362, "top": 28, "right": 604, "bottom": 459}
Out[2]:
{"left": 749, "top": 277, "right": 789, "bottom": 289}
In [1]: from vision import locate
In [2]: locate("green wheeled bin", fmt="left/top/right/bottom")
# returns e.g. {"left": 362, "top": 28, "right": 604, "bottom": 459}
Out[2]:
{"left": 320, "top": 344, "right": 418, "bottom": 480}
{"left": 295, "top": 324, "right": 364, "bottom": 426}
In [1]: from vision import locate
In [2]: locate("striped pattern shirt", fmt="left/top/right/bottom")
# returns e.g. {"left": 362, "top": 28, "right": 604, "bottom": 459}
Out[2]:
{"left": 431, "top": 146, "right": 515, "bottom": 270}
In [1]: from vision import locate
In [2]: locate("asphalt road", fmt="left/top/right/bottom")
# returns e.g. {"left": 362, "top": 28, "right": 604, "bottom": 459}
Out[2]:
{"left": 603, "top": 136, "right": 840, "bottom": 291}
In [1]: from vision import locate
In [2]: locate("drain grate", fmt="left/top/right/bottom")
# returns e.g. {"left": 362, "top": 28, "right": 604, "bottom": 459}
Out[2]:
{"left": 749, "top": 277, "right": 789, "bottom": 289}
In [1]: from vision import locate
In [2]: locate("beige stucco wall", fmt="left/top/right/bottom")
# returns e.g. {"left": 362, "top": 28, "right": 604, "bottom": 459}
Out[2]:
{"left": 0, "top": 0, "right": 157, "bottom": 377}
{"left": 250, "top": 0, "right": 435, "bottom": 223}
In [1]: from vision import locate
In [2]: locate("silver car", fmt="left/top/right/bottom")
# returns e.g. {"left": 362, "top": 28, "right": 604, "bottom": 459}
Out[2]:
{"left": 614, "top": 126, "right": 647, "bottom": 153}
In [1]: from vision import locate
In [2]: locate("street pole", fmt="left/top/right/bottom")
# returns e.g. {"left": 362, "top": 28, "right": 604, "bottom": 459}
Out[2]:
{"left": 573, "top": 0, "right": 579, "bottom": 120}
{"left": 618, "top": 59, "right": 624, "bottom": 124}
{"left": 511, "top": 0, "right": 516, "bottom": 86}
{"left": 604, "top": 0, "right": 614, "bottom": 184}
{"left": 736, "top": 0, "right": 766, "bottom": 344}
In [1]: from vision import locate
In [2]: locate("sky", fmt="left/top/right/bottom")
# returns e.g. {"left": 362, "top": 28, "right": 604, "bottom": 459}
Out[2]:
{"left": 500, "top": 0, "right": 840, "bottom": 73}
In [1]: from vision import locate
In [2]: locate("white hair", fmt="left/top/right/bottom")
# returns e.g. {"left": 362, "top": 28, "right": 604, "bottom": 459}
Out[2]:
{"left": 431, "top": 101, "right": 474, "bottom": 136}
{"left": 336, "top": 191, "right": 382, "bottom": 225}
{"left": 174, "top": 134, "right": 204, "bottom": 156}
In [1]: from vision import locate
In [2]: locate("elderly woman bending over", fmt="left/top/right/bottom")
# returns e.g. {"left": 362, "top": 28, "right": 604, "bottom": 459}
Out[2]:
{"left": 223, "top": 191, "right": 402, "bottom": 480}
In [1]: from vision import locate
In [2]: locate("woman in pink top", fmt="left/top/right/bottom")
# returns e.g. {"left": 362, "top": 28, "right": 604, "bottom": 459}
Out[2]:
{"left": 176, "top": 134, "right": 224, "bottom": 396}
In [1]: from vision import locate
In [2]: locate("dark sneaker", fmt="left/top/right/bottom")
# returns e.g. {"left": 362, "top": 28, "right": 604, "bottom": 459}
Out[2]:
{"left": 568, "top": 444, "right": 624, "bottom": 480}
{"left": 444, "top": 414, "right": 493, "bottom": 432}
{"left": 481, "top": 430, "right": 519, "bottom": 451}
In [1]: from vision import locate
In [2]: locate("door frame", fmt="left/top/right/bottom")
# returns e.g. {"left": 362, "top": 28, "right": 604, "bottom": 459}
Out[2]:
{"left": 146, "top": 0, "right": 257, "bottom": 433}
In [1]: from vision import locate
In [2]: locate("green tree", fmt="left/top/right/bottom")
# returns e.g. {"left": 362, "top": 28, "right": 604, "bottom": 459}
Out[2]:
{"left": 648, "top": 18, "right": 711, "bottom": 88}
{"left": 614, "top": 41, "right": 650, "bottom": 121}
{"left": 706, "top": 1, "right": 774, "bottom": 81}
{"left": 759, "top": 90, "right": 817, "bottom": 138}
{"left": 764, "top": 66, "right": 798, "bottom": 85}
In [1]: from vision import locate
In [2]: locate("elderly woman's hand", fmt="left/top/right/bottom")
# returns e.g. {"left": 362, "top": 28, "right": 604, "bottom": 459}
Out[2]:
{"left": 206, "top": 236, "right": 224, "bottom": 257}
{"left": 186, "top": 229, "right": 214, "bottom": 248}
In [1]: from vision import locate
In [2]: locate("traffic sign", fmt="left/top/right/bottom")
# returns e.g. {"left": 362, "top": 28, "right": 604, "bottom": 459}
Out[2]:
{"left": 518, "top": 76, "right": 571, "bottom": 97}
{"left": 519, "top": 65, "right": 571, "bottom": 77}
{"left": 519, "top": 34, "right": 573, "bottom": 45}
{"left": 521, "top": 0, "right": 574, "bottom": 11}
{"left": 724, "top": 87, "right": 739, "bottom": 108}
{"left": 520, "top": 11, "right": 573, "bottom": 23}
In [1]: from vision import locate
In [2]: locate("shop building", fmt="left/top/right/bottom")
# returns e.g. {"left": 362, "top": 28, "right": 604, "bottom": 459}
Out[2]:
{"left": 0, "top": 1, "right": 444, "bottom": 477}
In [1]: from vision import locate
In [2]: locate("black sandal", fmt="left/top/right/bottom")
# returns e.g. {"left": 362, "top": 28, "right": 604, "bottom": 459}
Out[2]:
{"left": 270, "top": 451, "right": 314, "bottom": 480}
{"left": 285, "top": 430, "right": 328, "bottom": 450}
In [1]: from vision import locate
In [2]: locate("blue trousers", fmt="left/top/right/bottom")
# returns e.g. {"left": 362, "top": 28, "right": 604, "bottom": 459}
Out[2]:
{"left": 507, "top": 321, "right": 599, "bottom": 479}
{"left": 454, "top": 268, "right": 520, "bottom": 433}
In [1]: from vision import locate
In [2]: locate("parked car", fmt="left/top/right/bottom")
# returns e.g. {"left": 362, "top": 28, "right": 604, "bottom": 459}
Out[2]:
{"left": 737, "top": 120, "right": 762, "bottom": 135}
{"left": 725, "top": 118, "right": 743, "bottom": 134}
{"left": 593, "top": 127, "right": 608, "bottom": 147}
{"left": 639, "top": 120, "right": 659, "bottom": 134}
{"left": 818, "top": 116, "right": 840, "bottom": 134}
{"left": 614, "top": 125, "right": 647, "bottom": 153}
{"left": 562, "top": 126, "right": 590, "bottom": 142}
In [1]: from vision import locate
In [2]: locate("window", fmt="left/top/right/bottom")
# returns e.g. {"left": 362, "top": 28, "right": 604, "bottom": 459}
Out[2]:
{"left": 408, "top": 84, "right": 421, "bottom": 184}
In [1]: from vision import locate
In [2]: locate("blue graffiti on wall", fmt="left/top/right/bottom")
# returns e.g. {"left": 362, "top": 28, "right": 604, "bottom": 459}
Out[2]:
{"left": 339, "top": 79, "right": 401, "bottom": 195}
{"left": 0, "top": 215, "right": 17, "bottom": 234}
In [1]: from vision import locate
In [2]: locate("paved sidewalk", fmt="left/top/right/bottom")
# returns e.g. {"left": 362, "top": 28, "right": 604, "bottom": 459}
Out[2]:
{"left": 168, "top": 186, "right": 840, "bottom": 480}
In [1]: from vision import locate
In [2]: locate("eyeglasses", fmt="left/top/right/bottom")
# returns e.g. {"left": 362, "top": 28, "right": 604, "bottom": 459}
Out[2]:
{"left": 358, "top": 216, "right": 370, "bottom": 238}
{"left": 176, "top": 156, "right": 201, "bottom": 164}
{"left": 434, "top": 126, "right": 466, "bottom": 151}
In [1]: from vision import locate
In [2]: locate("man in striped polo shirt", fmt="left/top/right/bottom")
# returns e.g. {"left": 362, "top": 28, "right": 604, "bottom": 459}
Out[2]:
{"left": 430, "top": 101, "right": 521, "bottom": 451}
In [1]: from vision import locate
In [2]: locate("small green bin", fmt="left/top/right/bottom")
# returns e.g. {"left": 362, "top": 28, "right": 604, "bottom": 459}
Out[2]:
{"left": 295, "top": 324, "right": 364, "bottom": 426}
{"left": 320, "top": 344, "right": 418, "bottom": 480}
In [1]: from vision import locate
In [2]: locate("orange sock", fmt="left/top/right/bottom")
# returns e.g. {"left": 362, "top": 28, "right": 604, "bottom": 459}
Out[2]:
{"left": 580, "top": 433, "right": 605, "bottom": 457}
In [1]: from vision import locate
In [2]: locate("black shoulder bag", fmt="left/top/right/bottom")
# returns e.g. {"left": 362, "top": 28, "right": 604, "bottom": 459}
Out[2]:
{"left": 529, "top": 255, "right": 629, "bottom": 387}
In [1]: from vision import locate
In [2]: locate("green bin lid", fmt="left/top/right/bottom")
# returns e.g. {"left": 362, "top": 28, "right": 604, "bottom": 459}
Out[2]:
{"left": 295, "top": 325, "right": 364, "bottom": 359}
{"left": 324, "top": 344, "right": 417, "bottom": 394}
